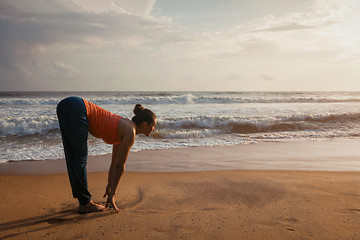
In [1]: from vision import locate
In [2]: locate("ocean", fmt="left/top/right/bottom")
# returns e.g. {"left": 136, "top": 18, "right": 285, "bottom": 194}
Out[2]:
{"left": 1, "top": 91, "right": 360, "bottom": 163}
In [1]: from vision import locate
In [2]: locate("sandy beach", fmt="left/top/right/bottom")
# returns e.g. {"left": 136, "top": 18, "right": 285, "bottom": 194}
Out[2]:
{"left": 1, "top": 142, "right": 360, "bottom": 239}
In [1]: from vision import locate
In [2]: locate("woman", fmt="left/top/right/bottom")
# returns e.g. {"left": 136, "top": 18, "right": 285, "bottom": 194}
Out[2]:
{"left": 56, "top": 96, "right": 157, "bottom": 213}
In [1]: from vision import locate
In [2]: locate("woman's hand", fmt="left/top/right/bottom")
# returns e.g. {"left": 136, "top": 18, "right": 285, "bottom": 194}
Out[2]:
{"left": 103, "top": 187, "right": 121, "bottom": 213}
{"left": 105, "top": 194, "right": 121, "bottom": 213}
{"left": 103, "top": 185, "right": 111, "bottom": 199}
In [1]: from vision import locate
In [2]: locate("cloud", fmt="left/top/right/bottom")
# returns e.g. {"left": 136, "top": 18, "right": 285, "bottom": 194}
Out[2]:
{"left": 72, "top": 0, "right": 156, "bottom": 15}
{"left": 1, "top": 0, "right": 157, "bottom": 15}
{"left": 252, "top": 22, "right": 339, "bottom": 33}
{"left": 0, "top": 0, "right": 181, "bottom": 86}
{"left": 254, "top": 23, "right": 315, "bottom": 32}
{"left": 227, "top": 73, "right": 242, "bottom": 81}
{"left": 176, "top": 0, "right": 359, "bottom": 63}
{"left": 45, "top": 60, "right": 78, "bottom": 79}
{"left": 260, "top": 74, "right": 275, "bottom": 81}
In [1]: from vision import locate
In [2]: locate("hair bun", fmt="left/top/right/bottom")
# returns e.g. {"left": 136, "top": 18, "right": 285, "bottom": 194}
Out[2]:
{"left": 133, "top": 104, "right": 145, "bottom": 115}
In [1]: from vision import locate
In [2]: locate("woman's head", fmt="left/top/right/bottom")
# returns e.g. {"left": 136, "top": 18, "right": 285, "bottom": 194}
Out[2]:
{"left": 132, "top": 104, "right": 157, "bottom": 136}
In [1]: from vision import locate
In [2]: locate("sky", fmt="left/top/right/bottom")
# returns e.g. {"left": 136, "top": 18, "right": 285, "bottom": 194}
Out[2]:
{"left": 1, "top": 0, "right": 360, "bottom": 91}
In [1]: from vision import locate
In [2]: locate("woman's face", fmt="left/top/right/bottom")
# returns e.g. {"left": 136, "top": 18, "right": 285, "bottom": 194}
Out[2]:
{"left": 144, "top": 119, "right": 157, "bottom": 137}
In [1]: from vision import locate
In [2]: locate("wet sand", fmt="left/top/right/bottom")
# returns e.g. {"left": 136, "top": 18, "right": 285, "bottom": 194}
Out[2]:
{"left": 1, "top": 140, "right": 360, "bottom": 175}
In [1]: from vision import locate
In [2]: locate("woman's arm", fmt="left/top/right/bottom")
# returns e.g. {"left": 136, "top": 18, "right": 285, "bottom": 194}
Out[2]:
{"left": 103, "top": 144, "right": 120, "bottom": 198}
{"left": 104, "top": 128, "right": 135, "bottom": 212}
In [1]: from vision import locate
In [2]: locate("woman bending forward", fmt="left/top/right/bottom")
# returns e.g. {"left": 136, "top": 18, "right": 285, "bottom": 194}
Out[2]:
{"left": 57, "top": 97, "right": 157, "bottom": 213}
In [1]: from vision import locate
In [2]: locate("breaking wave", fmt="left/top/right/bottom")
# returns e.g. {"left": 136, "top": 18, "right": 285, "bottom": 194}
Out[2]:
{"left": 2, "top": 92, "right": 360, "bottom": 105}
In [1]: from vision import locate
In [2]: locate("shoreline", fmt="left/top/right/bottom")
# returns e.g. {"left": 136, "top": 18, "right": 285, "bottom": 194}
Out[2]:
{"left": 1, "top": 139, "right": 360, "bottom": 175}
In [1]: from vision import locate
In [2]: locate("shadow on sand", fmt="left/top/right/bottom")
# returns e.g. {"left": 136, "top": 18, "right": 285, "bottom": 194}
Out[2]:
{"left": 0, "top": 207, "right": 115, "bottom": 239}
{"left": 0, "top": 188, "right": 145, "bottom": 239}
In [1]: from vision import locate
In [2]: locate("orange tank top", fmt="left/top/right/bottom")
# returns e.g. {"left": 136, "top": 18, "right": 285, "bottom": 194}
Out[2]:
{"left": 83, "top": 99, "right": 122, "bottom": 145}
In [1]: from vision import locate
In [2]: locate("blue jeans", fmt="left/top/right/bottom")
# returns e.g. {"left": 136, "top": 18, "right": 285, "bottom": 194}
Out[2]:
{"left": 56, "top": 97, "right": 91, "bottom": 205}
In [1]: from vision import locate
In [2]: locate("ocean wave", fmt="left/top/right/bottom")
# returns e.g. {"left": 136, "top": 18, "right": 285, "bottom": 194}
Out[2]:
{"left": 0, "top": 98, "right": 60, "bottom": 105}
{"left": 2, "top": 93, "right": 360, "bottom": 105}
{"left": 0, "top": 94, "right": 196, "bottom": 105}
{"left": 157, "top": 112, "right": 360, "bottom": 136}
{"left": 0, "top": 115, "right": 59, "bottom": 136}
{"left": 2, "top": 110, "right": 360, "bottom": 138}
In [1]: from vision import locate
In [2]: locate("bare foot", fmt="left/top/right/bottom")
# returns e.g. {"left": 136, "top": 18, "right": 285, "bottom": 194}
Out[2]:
{"left": 78, "top": 201, "right": 105, "bottom": 214}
